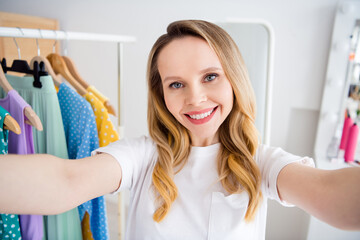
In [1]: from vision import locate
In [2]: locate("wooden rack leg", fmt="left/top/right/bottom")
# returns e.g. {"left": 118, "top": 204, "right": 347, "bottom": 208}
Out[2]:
{"left": 118, "top": 192, "right": 124, "bottom": 240}
{"left": 117, "top": 42, "right": 125, "bottom": 240}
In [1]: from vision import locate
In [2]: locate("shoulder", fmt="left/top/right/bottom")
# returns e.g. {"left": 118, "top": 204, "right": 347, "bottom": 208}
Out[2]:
{"left": 93, "top": 135, "right": 157, "bottom": 160}
{"left": 102, "top": 135, "right": 155, "bottom": 149}
{"left": 93, "top": 136, "right": 157, "bottom": 192}
{"left": 255, "top": 144, "right": 315, "bottom": 205}
{"left": 8, "top": 89, "right": 30, "bottom": 109}
{"left": 255, "top": 144, "right": 314, "bottom": 167}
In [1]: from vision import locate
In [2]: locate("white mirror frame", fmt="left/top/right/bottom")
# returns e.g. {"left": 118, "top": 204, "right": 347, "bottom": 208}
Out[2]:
{"left": 215, "top": 19, "right": 275, "bottom": 145}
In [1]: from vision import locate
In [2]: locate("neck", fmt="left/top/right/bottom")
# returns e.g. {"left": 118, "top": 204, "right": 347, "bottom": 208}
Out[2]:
{"left": 190, "top": 133, "right": 219, "bottom": 147}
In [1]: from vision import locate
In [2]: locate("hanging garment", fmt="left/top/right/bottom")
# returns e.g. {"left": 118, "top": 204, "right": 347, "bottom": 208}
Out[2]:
{"left": 86, "top": 85, "right": 115, "bottom": 116}
{"left": 81, "top": 212, "right": 94, "bottom": 240}
{"left": 58, "top": 83, "right": 109, "bottom": 240}
{"left": 0, "top": 106, "right": 9, "bottom": 153}
{"left": 83, "top": 92, "right": 119, "bottom": 239}
{"left": 0, "top": 89, "right": 43, "bottom": 240}
{"left": 0, "top": 106, "right": 22, "bottom": 240}
{"left": 0, "top": 74, "right": 82, "bottom": 240}
{"left": 57, "top": 83, "right": 99, "bottom": 160}
{"left": 86, "top": 85, "right": 108, "bottom": 105}
{"left": 0, "top": 75, "right": 68, "bottom": 158}
{"left": 83, "top": 92, "right": 119, "bottom": 147}
{"left": 0, "top": 90, "right": 34, "bottom": 154}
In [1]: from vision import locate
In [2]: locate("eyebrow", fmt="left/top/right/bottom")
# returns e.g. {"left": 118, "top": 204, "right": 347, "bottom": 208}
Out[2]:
{"left": 162, "top": 66, "right": 223, "bottom": 83}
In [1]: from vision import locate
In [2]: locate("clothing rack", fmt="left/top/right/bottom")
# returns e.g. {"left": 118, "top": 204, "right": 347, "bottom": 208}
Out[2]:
{"left": 0, "top": 26, "right": 136, "bottom": 42}
{"left": 0, "top": 26, "right": 136, "bottom": 240}
{"left": 0, "top": 26, "right": 136, "bottom": 134}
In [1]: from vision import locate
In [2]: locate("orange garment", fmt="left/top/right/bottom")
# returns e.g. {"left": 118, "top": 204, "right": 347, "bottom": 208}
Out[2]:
{"left": 81, "top": 212, "right": 94, "bottom": 240}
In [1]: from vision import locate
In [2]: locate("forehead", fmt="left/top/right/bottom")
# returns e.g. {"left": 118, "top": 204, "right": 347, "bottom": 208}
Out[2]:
{"left": 157, "top": 36, "right": 222, "bottom": 78}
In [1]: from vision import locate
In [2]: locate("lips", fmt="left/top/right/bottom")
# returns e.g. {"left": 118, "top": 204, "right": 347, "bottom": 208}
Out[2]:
{"left": 184, "top": 106, "right": 218, "bottom": 125}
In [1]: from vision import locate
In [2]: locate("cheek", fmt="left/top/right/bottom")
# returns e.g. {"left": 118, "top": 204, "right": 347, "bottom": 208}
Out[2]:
{"left": 164, "top": 91, "right": 179, "bottom": 118}
{"left": 221, "top": 81, "right": 234, "bottom": 111}
{"left": 228, "top": 88, "right": 234, "bottom": 107}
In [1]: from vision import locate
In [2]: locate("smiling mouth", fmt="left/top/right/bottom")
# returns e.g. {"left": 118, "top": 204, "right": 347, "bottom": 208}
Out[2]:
{"left": 184, "top": 106, "right": 218, "bottom": 124}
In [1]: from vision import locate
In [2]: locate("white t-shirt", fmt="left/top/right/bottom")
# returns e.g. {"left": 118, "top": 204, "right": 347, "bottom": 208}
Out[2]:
{"left": 93, "top": 136, "right": 314, "bottom": 240}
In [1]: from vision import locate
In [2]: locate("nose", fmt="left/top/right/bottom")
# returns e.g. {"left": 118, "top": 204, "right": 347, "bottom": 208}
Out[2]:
{"left": 185, "top": 84, "right": 207, "bottom": 106}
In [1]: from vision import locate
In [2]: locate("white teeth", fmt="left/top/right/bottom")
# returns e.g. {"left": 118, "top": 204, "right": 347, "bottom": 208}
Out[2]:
{"left": 189, "top": 108, "right": 214, "bottom": 120}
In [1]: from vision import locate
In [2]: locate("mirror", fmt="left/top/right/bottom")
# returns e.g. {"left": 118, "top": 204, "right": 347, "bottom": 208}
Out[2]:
{"left": 310, "top": 1, "right": 360, "bottom": 239}
{"left": 217, "top": 20, "right": 274, "bottom": 145}
{"left": 314, "top": 0, "right": 360, "bottom": 170}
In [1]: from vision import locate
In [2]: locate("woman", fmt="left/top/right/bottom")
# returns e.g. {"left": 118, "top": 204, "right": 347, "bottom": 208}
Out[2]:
{"left": 1, "top": 20, "right": 359, "bottom": 239}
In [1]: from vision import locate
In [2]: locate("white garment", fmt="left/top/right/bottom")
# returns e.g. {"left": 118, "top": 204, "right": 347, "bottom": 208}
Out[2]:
{"left": 93, "top": 136, "right": 314, "bottom": 240}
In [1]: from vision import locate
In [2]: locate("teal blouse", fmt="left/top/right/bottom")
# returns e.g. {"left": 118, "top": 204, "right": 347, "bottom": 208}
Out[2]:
{"left": 0, "top": 106, "right": 22, "bottom": 239}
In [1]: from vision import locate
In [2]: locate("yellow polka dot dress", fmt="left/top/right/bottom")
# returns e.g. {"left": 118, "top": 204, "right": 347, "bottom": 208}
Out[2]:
{"left": 82, "top": 92, "right": 119, "bottom": 239}
{"left": 83, "top": 92, "right": 119, "bottom": 147}
{"left": 87, "top": 86, "right": 108, "bottom": 105}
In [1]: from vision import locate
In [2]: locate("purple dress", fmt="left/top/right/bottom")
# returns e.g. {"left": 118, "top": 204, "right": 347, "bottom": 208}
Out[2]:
{"left": 0, "top": 89, "right": 43, "bottom": 240}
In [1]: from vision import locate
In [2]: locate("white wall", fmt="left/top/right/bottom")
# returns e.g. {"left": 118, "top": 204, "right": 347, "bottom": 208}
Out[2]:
{"left": 0, "top": 0, "right": 342, "bottom": 239}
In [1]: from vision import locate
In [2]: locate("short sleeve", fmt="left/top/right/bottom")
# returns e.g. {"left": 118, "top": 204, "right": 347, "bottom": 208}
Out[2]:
{"left": 256, "top": 145, "right": 315, "bottom": 206}
{"left": 87, "top": 85, "right": 109, "bottom": 103}
{"left": 91, "top": 136, "right": 156, "bottom": 194}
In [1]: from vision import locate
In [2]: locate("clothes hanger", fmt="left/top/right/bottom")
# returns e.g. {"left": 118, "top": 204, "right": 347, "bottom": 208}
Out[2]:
{"left": 0, "top": 72, "right": 21, "bottom": 135}
{"left": 47, "top": 53, "right": 88, "bottom": 96}
{"left": 62, "top": 55, "right": 117, "bottom": 116}
{"left": 61, "top": 56, "right": 88, "bottom": 88}
{"left": 30, "top": 56, "right": 62, "bottom": 87}
{"left": 1, "top": 29, "right": 47, "bottom": 89}
{"left": 1, "top": 57, "right": 47, "bottom": 89}
{"left": 103, "top": 101, "right": 116, "bottom": 116}
{"left": 30, "top": 30, "right": 63, "bottom": 87}
{"left": 0, "top": 59, "right": 14, "bottom": 93}
{"left": 0, "top": 62, "right": 43, "bottom": 132}
{"left": 0, "top": 30, "right": 43, "bottom": 131}
{"left": 4, "top": 114, "right": 21, "bottom": 135}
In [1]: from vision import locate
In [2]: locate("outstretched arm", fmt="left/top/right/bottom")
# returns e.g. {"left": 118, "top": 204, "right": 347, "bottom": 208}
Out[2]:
{"left": 277, "top": 163, "right": 360, "bottom": 230}
{"left": 0, "top": 153, "right": 121, "bottom": 215}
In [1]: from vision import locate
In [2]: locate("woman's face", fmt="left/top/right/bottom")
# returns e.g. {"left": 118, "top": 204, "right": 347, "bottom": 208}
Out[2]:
{"left": 157, "top": 36, "right": 234, "bottom": 146}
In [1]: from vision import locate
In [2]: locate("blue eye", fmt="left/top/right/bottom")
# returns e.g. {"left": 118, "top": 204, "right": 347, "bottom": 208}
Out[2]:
{"left": 205, "top": 74, "right": 217, "bottom": 82}
{"left": 170, "top": 82, "right": 183, "bottom": 89}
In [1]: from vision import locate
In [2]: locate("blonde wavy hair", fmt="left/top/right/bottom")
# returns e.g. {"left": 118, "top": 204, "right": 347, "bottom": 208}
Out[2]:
{"left": 147, "top": 20, "right": 262, "bottom": 222}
